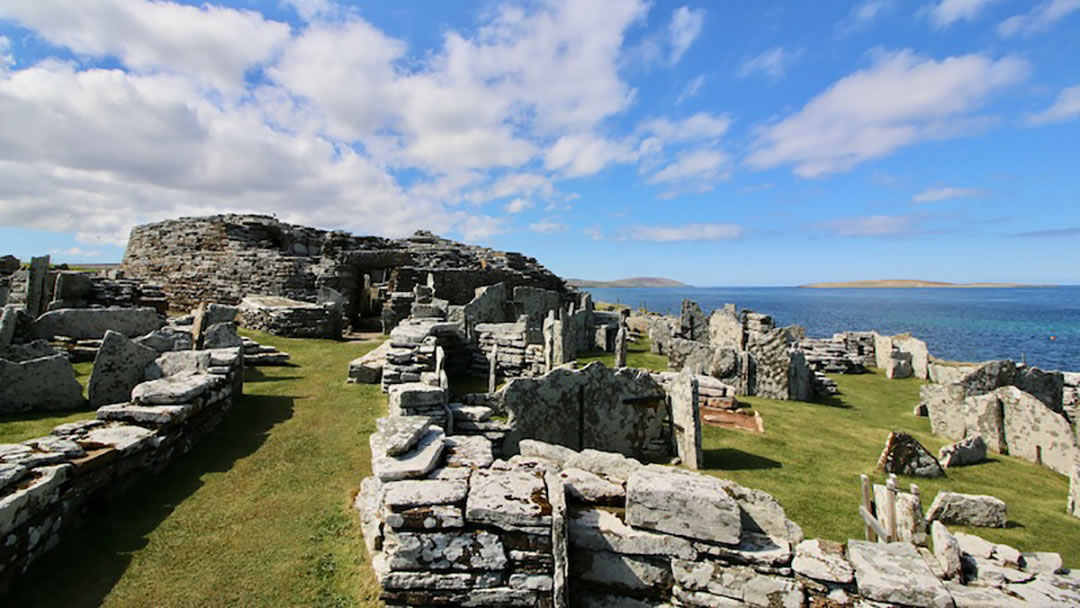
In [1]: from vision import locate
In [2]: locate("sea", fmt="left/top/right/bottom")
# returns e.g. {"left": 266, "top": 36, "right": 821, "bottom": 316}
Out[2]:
{"left": 581, "top": 286, "right": 1080, "bottom": 373}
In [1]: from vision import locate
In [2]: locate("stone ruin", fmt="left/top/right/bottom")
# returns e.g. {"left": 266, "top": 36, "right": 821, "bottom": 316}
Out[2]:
{"left": 2, "top": 255, "right": 167, "bottom": 315}
{"left": 121, "top": 214, "right": 571, "bottom": 334}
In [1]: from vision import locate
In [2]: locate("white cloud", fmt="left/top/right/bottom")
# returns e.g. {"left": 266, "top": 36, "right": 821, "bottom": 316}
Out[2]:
{"left": 817, "top": 214, "right": 916, "bottom": 236}
{"left": 0, "top": 0, "right": 290, "bottom": 92}
{"left": 459, "top": 215, "right": 509, "bottom": 242}
{"left": 638, "top": 112, "right": 731, "bottom": 142}
{"left": 676, "top": 74, "right": 705, "bottom": 104}
{"left": 1026, "top": 85, "right": 1080, "bottom": 125}
{"left": 49, "top": 246, "right": 103, "bottom": 258}
{"left": 746, "top": 50, "right": 1029, "bottom": 177}
{"left": 912, "top": 186, "right": 985, "bottom": 202}
{"left": 529, "top": 221, "right": 568, "bottom": 233}
{"left": 838, "top": 0, "right": 894, "bottom": 34}
{"left": 504, "top": 198, "right": 532, "bottom": 213}
{"left": 0, "top": 37, "right": 12, "bottom": 75}
{"left": 583, "top": 227, "right": 604, "bottom": 240}
{"left": 926, "top": 0, "right": 1001, "bottom": 28}
{"left": 667, "top": 6, "right": 706, "bottom": 64}
{"left": 625, "top": 223, "right": 743, "bottom": 242}
{"left": 737, "top": 47, "right": 802, "bottom": 81}
{"left": 648, "top": 149, "right": 731, "bottom": 184}
{"left": 544, "top": 134, "right": 639, "bottom": 177}
{"left": 998, "top": 0, "right": 1080, "bottom": 36}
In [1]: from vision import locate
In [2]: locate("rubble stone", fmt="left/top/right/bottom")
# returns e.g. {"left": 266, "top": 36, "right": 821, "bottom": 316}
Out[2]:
{"left": 88, "top": 330, "right": 159, "bottom": 407}
{"left": 792, "top": 539, "right": 854, "bottom": 584}
{"left": 927, "top": 491, "right": 1007, "bottom": 528}
{"left": 0, "top": 354, "right": 85, "bottom": 413}
{"left": 376, "top": 416, "right": 431, "bottom": 456}
{"left": 847, "top": 540, "right": 952, "bottom": 608}
{"left": 626, "top": 465, "right": 741, "bottom": 545}
{"left": 877, "top": 431, "right": 945, "bottom": 478}
{"left": 939, "top": 435, "right": 988, "bottom": 468}
{"left": 29, "top": 306, "right": 164, "bottom": 340}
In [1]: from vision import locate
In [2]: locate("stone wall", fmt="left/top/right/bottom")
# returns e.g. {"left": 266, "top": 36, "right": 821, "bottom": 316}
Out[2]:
{"left": 122, "top": 215, "right": 569, "bottom": 327}
{"left": 0, "top": 346, "right": 242, "bottom": 593}
{"left": 237, "top": 295, "right": 339, "bottom": 339}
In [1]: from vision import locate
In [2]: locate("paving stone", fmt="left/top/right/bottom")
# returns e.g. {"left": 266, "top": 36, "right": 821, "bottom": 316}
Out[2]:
{"left": 626, "top": 464, "right": 741, "bottom": 545}
{"left": 132, "top": 373, "right": 219, "bottom": 405}
{"left": 847, "top": 540, "right": 953, "bottom": 608}
{"left": 97, "top": 403, "right": 194, "bottom": 426}
{"left": 371, "top": 428, "right": 445, "bottom": 482}
{"left": 383, "top": 479, "right": 468, "bottom": 510}
{"left": 376, "top": 416, "right": 431, "bottom": 456}
{"left": 466, "top": 469, "right": 552, "bottom": 529}
{"left": 792, "top": 538, "right": 853, "bottom": 584}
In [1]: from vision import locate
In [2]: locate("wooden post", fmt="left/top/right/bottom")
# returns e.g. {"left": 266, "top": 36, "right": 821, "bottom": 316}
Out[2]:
{"left": 885, "top": 474, "right": 898, "bottom": 542}
{"left": 860, "top": 474, "right": 876, "bottom": 542}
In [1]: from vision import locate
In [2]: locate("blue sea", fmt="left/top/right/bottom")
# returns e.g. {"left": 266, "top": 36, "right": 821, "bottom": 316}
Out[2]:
{"left": 582, "top": 286, "right": 1080, "bottom": 373}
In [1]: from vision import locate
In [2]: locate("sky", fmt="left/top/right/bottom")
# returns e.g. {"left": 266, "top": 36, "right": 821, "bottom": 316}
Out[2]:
{"left": 0, "top": 0, "right": 1078, "bottom": 286}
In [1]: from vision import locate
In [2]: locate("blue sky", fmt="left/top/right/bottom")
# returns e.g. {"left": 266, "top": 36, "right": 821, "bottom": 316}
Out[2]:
{"left": 0, "top": 0, "right": 1077, "bottom": 285}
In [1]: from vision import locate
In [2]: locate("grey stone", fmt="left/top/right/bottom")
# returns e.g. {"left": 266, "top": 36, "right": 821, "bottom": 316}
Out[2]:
{"left": 97, "top": 403, "right": 194, "bottom": 426}
{"left": 716, "top": 476, "right": 804, "bottom": 545}
{"left": 133, "top": 326, "right": 193, "bottom": 353}
{"left": 375, "top": 416, "right": 430, "bottom": 456}
{"left": 669, "top": 372, "right": 703, "bottom": 470}
{"left": 506, "top": 455, "right": 562, "bottom": 475}
{"left": 885, "top": 351, "right": 914, "bottom": 379}
{"left": 203, "top": 321, "right": 242, "bottom": 348}
{"left": 348, "top": 340, "right": 389, "bottom": 384}
{"left": 792, "top": 538, "right": 854, "bottom": 584}
{"left": 466, "top": 469, "right": 551, "bottom": 528}
{"left": 964, "top": 555, "right": 1034, "bottom": 586}
{"left": 83, "top": 423, "right": 155, "bottom": 453}
{"left": 0, "top": 305, "right": 17, "bottom": 352}
{"left": 0, "top": 464, "right": 69, "bottom": 538}
{"left": 380, "top": 570, "right": 502, "bottom": 590}
{"left": 22, "top": 436, "right": 84, "bottom": 458}
{"left": 546, "top": 471, "right": 568, "bottom": 608}
{"left": 708, "top": 303, "right": 744, "bottom": 351}
{"left": 679, "top": 299, "right": 709, "bottom": 343}
{"left": 508, "top": 573, "right": 553, "bottom": 591}
{"left": 614, "top": 325, "right": 628, "bottom": 368}
{"left": 1022, "top": 551, "right": 1064, "bottom": 575}
{"left": 145, "top": 350, "right": 212, "bottom": 379}
{"left": 877, "top": 431, "right": 945, "bottom": 478}
{"left": 24, "top": 255, "right": 49, "bottom": 318}
{"left": 443, "top": 435, "right": 494, "bottom": 468}
{"left": 894, "top": 335, "right": 930, "bottom": 380}
{"left": 388, "top": 382, "right": 446, "bottom": 415}
{"left": 963, "top": 394, "right": 1006, "bottom": 453}
{"left": 672, "top": 560, "right": 802, "bottom": 607}
{"left": 450, "top": 403, "right": 492, "bottom": 422}
{"left": 383, "top": 479, "right": 468, "bottom": 510}
{"left": 939, "top": 435, "right": 988, "bottom": 468}
{"left": 383, "top": 504, "right": 464, "bottom": 530}
{"left": 927, "top": 491, "right": 1007, "bottom": 528}
{"left": 355, "top": 476, "right": 384, "bottom": 553}
{"left": 944, "top": 581, "right": 1026, "bottom": 608}
{"left": 204, "top": 303, "right": 238, "bottom": 326}
{"left": 0, "top": 463, "right": 28, "bottom": 492}
{"left": 0, "top": 339, "right": 57, "bottom": 362}
{"left": 559, "top": 468, "right": 625, "bottom": 505}
{"left": 382, "top": 530, "right": 507, "bottom": 571}
{"left": 0, "top": 354, "right": 85, "bottom": 413}
{"left": 931, "top": 521, "right": 963, "bottom": 581}
{"left": 371, "top": 427, "right": 445, "bottom": 482}
{"left": 1070, "top": 462, "right": 1079, "bottom": 519}
{"left": 571, "top": 549, "right": 672, "bottom": 596}
{"left": 131, "top": 373, "right": 219, "bottom": 405}
{"left": 873, "top": 485, "right": 928, "bottom": 546}
{"left": 998, "top": 385, "right": 1078, "bottom": 475}
{"left": 1015, "top": 365, "right": 1064, "bottom": 412}
{"left": 566, "top": 449, "right": 642, "bottom": 483}
{"left": 847, "top": 540, "right": 953, "bottom": 608}
{"left": 569, "top": 506, "right": 697, "bottom": 560}
{"left": 88, "top": 330, "right": 159, "bottom": 407}
{"left": 30, "top": 306, "right": 164, "bottom": 340}
{"left": 924, "top": 383, "right": 967, "bottom": 441}
{"left": 626, "top": 465, "right": 741, "bottom": 545}
{"left": 519, "top": 439, "right": 578, "bottom": 466}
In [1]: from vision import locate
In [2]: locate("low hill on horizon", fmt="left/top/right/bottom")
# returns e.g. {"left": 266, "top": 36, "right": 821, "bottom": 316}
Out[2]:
{"left": 800, "top": 279, "right": 1056, "bottom": 288}
{"left": 567, "top": 277, "right": 688, "bottom": 288}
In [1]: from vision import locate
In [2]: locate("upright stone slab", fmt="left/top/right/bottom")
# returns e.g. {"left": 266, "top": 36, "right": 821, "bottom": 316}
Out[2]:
{"left": 708, "top": 303, "right": 744, "bottom": 350}
{"left": 894, "top": 335, "right": 929, "bottom": 380}
{"left": 24, "top": 255, "right": 50, "bottom": 318}
{"left": 88, "top": 330, "right": 160, "bottom": 407}
{"left": 1069, "top": 462, "right": 1079, "bottom": 519}
{"left": 877, "top": 431, "right": 944, "bottom": 478}
{"left": 963, "top": 393, "right": 1006, "bottom": 453}
{"left": 998, "top": 385, "right": 1078, "bottom": 475}
{"left": 0, "top": 354, "right": 85, "bottom": 413}
{"left": 873, "top": 332, "right": 893, "bottom": 369}
{"left": 679, "top": 299, "right": 709, "bottom": 343}
{"left": 625, "top": 464, "right": 741, "bottom": 545}
{"left": 30, "top": 307, "right": 164, "bottom": 340}
{"left": 0, "top": 305, "right": 16, "bottom": 352}
{"left": 923, "top": 383, "right": 966, "bottom": 440}
{"left": 669, "top": 372, "right": 703, "bottom": 470}
{"left": 545, "top": 472, "right": 568, "bottom": 608}
{"left": 614, "top": 325, "right": 627, "bottom": 368}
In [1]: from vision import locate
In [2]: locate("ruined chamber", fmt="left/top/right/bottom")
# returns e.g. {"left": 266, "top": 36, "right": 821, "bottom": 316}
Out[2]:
{"left": 121, "top": 215, "right": 570, "bottom": 329}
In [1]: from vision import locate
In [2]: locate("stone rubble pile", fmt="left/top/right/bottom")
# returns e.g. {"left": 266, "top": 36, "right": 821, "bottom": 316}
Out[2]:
{"left": 237, "top": 295, "right": 339, "bottom": 339}
{"left": 798, "top": 331, "right": 874, "bottom": 374}
{"left": 240, "top": 336, "right": 290, "bottom": 366}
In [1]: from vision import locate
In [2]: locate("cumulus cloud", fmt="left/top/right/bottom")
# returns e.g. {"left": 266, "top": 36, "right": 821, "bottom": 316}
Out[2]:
{"left": 737, "top": 47, "right": 802, "bottom": 81}
{"left": 746, "top": 50, "right": 1029, "bottom": 177}
{"left": 544, "top": 134, "right": 639, "bottom": 177}
{"left": 625, "top": 223, "right": 742, "bottom": 242}
{"left": 998, "top": 0, "right": 1080, "bottom": 37}
{"left": 912, "top": 186, "right": 986, "bottom": 202}
{"left": 925, "top": 0, "right": 1001, "bottom": 28}
{"left": 1026, "top": 85, "right": 1080, "bottom": 125}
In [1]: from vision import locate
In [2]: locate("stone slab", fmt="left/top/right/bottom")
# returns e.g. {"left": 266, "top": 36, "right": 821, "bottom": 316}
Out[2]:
{"left": 30, "top": 306, "right": 164, "bottom": 340}
{"left": 132, "top": 373, "right": 219, "bottom": 405}
{"left": 848, "top": 540, "right": 953, "bottom": 608}
{"left": 88, "top": 330, "right": 160, "bottom": 407}
{"left": 371, "top": 428, "right": 445, "bottom": 482}
{"left": 466, "top": 469, "right": 552, "bottom": 528}
{"left": 625, "top": 464, "right": 741, "bottom": 545}
{"left": 376, "top": 416, "right": 431, "bottom": 456}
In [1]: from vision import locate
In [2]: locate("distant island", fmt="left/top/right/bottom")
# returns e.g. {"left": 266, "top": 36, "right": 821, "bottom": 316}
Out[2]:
{"left": 568, "top": 277, "right": 688, "bottom": 288}
{"left": 800, "top": 279, "right": 1055, "bottom": 288}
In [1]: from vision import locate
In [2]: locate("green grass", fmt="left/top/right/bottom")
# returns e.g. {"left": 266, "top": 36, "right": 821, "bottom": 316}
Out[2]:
{"left": 7, "top": 330, "right": 387, "bottom": 607}
{"left": 0, "top": 361, "right": 97, "bottom": 444}
{"left": 576, "top": 335, "right": 668, "bottom": 372}
{"left": 703, "top": 370, "right": 1080, "bottom": 566}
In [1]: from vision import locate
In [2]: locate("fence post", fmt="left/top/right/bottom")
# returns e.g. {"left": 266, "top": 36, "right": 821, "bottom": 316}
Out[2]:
{"left": 885, "top": 474, "right": 898, "bottom": 542}
{"left": 860, "top": 474, "right": 876, "bottom": 542}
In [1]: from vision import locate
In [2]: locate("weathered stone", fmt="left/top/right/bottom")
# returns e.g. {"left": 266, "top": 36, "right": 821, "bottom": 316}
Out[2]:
{"left": 927, "top": 491, "right": 1007, "bottom": 528}
{"left": 506, "top": 455, "right": 562, "bottom": 475}
{"left": 885, "top": 351, "right": 913, "bottom": 379}
{"left": 931, "top": 521, "right": 963, "bottom": 581}
{"left": 924, "top": 383, "right": 967, "bottom": 440}
{"left": 30, "top": 306, "right": 164, "bottom": 340}
{"left": 1070, "top": 462, "right": 1079, "bottom": 519}
{"left": 0, "top": 464, "right": 69, "bottom": 538}
{"left": 348, "top": 340, "right": 389, "bottom": 384}
{"left": 22, "top": 436, "right": 84, "bottom": 458}
{"left": 356, "top": 476, "right": 384, "bottom": 553}
{"left": 716, "top": 477, "right": 804, "bottom": 544}
{"left": 24, "top": 255, "right": 49, "bottom": 318}
{"left": 939, "top": 435, "right": 988, "bottom": 468}
{"left": 388, "top": 382, "right": 446, "bottom": 415}
{"left": 1015, "top": 365, "right": 1064, "bottom": 412}
{"left": 571, "top": 549, "right": 672, "bottom": 596}
{"left": 519, "top": 439, "right": 578, "bottom": 466}
{"left": 669, "top": 371, "right": 703, "bottom": 470}
{"left": 566, "top": 449, "right": 642, "bottom": 483}
{"left": 382, "top": 530, "right": 507, "bottom": 571}
{"left": 466, "top": 469, "right": 551, "bottom": 528}
{"left": 131, "top": 373, "right": 219, "bottom": 405}
{"left": 626, "top": 465, "right": 741, "bottom": 545}
{"left": 0, "top": 354, "right": 85, "bottom": 413}
{"left": 559, "top": 468, "right": 625, "bottom": 505}
{"left": 97, "top": 403, "right": 194, "bottom": 426}
{"left": 877, "top": 431, "right": 945, "bottom": 478}
{"left": 569, "top": 506, "right": 697, "bottom": 560}
{"left": 0, "top": 305, "right": 17, "bottom": 352}
{"left": 614, "top": 325, "right": 628, "bottom": 368}
{"left": 0, "top": 339, "right": 57, "bottom": 362}
{"left": 944, "top": 581, "right": 1025, "bottom": 607}
{"left": 545, "top": 471, "right": 568, "bottom": 608}
{"left": 679, "top": 299, "right": 709, "bottom": 344}
{"left": 443, "top": 435, "right": 494, "bottom": 468}
{"left": 691, "top": 530, "right": 792, "bottom": 567}
{"left": 672, "top": 560, "right": 802, "bottom": 607}
{"left": 1022, "top": 552, "right": 1064, "bottom": 575}
{"left": 708, "top": 303, "right": 744, "bottom": 351}
{"left": 380, "top": 570, "right": 502, "bottom": 590}
{"left": 894, "top": 335, "right": 930, "bottom": 380}
{"left": 847, "top": 540, "right": 952, "bottom": 608}
{"left": 133, "top": 326, "right": 193, "bottom": 353}
{"left": 383, "top": 504, "right": 464, "bottom": 530}
{"left": 0, "top": 463, "right": 28, "bottom": 492}
{"left": 145, "top": 350, "right": 212, "bottom": 379}
{"left": 88, "top": 330, "right": 159, "bottom": 407}
{"left": 203, "top": 321, "right": 243, "bottom": 348}
{"left": 873, "top": 485, "right": 928, "bottom": 546}
{"left": 382, "top": 479, "right": 468, "bottom": 511}
{"left": 371, "top": 427, "right": 445, "bottom": 482}
{"left": 998, "top": 385, "right": 1078, "bottom": 475}
{"left": 450, "top": 403, "right": 493, "bottom": 422}
{"left": 238, "top": 295, "right": 339, "bottom": 339}
{"left": 375, "top": 416, "right": 431, "bottom": 456}
{"left": 964, "top": 555, "right": 1034, "bottom": 586}
{"left": 83, "top": 423, "right": 155, "bottom": 453}
{"left": 792, "top": 539, "right": 854, "bottom": 584}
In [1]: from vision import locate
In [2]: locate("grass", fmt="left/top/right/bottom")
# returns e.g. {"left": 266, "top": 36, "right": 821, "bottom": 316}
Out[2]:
{"left": 576, "top": 335, "right": 668, "bottom": 372}
{"left": 0, "top": 361, "right": 97, "bottom": 444}
{"left": 7, "top": 330, "right": 387, "bottom": 607}
{"left": 703, "top": 370, "right": 1080, "bottom": 566}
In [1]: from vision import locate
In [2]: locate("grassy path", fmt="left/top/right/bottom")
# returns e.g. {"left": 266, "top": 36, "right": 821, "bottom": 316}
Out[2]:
{"left": 9, "top": 331, "right": 386, "bottom": 607}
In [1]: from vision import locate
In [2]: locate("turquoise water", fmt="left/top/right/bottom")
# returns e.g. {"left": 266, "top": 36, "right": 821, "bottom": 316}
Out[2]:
{"left": 583, "top": 286, "right": 1080, "bottom": 372}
